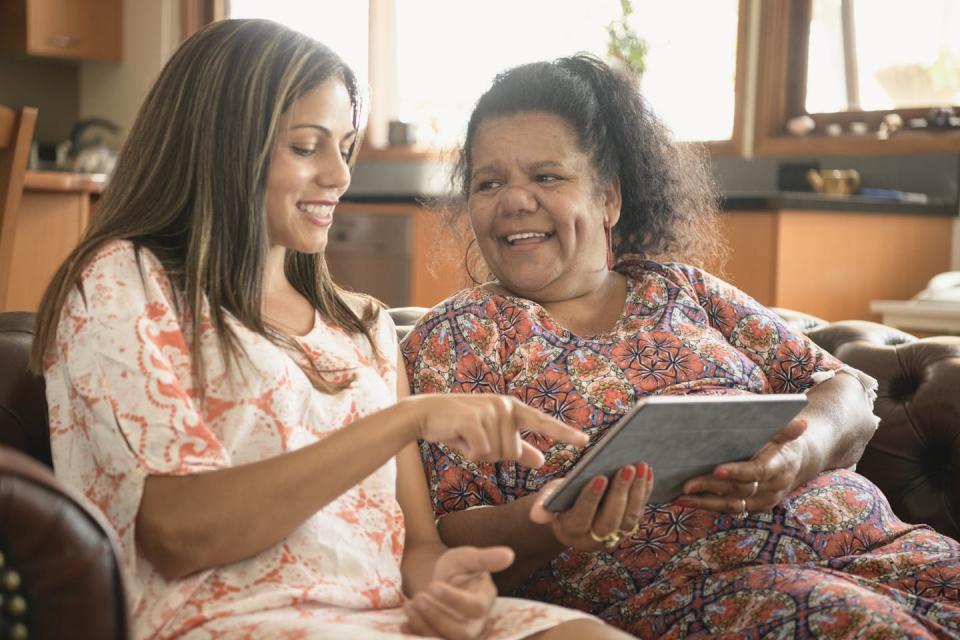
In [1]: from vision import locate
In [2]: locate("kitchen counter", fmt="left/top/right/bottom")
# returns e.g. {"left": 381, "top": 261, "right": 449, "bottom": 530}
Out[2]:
{"left": 24, "top": 170, "right": 108, "bottom": 194}
{"left": 4, "top": 172, "right": 104, "bottom": 312}
{"left": 723, "top": 191, "right": 958, "bottom": 216}
{"left": 344, "top": 191, "right": 959, "bottom": 216}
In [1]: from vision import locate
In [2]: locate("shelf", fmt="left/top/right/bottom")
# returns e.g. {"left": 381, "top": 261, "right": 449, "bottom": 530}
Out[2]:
{"left": 755, "top": 130, "right": 960, "bottom": 157}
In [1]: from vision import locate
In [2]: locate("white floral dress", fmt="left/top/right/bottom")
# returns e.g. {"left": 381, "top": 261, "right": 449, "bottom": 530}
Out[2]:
{"left": 44, "top": 241, "right": 588, "bottom": 639}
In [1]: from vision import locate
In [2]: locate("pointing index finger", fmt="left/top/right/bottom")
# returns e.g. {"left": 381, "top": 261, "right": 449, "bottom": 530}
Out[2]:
{"left": 512, "top": 402, "right": 588, "bottom": 447}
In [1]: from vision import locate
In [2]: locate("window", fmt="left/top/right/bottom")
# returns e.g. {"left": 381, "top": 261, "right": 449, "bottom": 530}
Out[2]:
{"left": 225, "top": 0, "right": 742, "bottom": 150}
{"left": 393, "top": 0, "right": 740, "bottom": 147}
{"left": 806, "top": 0, "right": 960, "bottom": 113}
{"left": 227, "top": 0, "right": 369, "bottom": 86}
{"left": 754, "top": 0, "right": 960, "bottom": 155}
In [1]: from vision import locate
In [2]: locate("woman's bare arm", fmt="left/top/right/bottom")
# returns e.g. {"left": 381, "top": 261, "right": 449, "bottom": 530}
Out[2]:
{"left": 137, "top": 399, "right": 418, "bottom": 580}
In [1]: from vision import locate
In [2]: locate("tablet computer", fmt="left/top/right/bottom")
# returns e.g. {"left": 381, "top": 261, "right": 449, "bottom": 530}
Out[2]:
{"left": 541, "top": 394, "right": 809, "bottom": 512}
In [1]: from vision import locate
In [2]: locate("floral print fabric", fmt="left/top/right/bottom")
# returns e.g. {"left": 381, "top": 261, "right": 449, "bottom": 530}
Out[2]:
{"left": 402, "top": 256, "right": 960, "bottom": 638}
{"left": 45, "top": 241, "right": 587, "bottom": 640}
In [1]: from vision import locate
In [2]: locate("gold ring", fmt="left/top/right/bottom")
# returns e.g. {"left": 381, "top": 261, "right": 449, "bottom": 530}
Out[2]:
{"left": 746, "top": 481, "right": 759, "bottom": 498}
{"left": 589, "top": 528, "right": 622, "bottom": 549}
{"left": 736, "top": 498, "right": 748, "bottom": 520}
{"left": 617, "top": 522, "right": 640, "bottom": 538}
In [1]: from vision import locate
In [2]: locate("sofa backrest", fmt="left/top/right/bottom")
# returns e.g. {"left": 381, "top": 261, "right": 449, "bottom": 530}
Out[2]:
{"left": 0, "top": 312, "right": 50, "bottom": 466}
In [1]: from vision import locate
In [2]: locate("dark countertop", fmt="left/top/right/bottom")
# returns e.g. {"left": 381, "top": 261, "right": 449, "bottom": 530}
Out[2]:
{"left": 723, "top": 191, "right": 958, "bottom": 216}
{"left": 342, "top": 191, "right": 959, "bottom": 216}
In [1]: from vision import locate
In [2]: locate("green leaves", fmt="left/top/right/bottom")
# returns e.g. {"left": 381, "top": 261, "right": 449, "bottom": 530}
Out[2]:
{"left": 606, "top": 0, "right": 648, "bottom": 78}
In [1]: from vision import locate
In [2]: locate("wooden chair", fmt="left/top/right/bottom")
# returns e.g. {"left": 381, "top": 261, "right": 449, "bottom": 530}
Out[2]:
{"left": 0, "top": 105, "right": 38, "bottom": 312}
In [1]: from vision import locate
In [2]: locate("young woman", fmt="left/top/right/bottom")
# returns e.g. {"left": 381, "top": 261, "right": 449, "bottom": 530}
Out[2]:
{"left": 29, "top": 20, "right": 637, "bottom": 640}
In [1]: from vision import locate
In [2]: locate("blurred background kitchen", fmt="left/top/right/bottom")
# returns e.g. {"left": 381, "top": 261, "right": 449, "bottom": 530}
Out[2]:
{"left": 1, "top": 0, "right": 959, "bottom": 333}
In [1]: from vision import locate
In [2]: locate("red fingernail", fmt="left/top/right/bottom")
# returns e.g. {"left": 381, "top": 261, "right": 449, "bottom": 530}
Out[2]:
{"left": 674, "top": 499, "right": 696, "bottom": 508}
{"left": 687, "top": 483, "right": 702, "bottom": 493}
{"left": 635, "top": 463, "right": 646, "bottom": 478}
{"left": 647, "top": 465, "right": 654, "bottom": 481}
{"left": 620, "top": 466, "right": 634, "bottom": 482}
{"left": 715, "top": 468, "right": 731, "bottom": 479}
{"left": 592, "top": 476, "right": 607, "bottom": 493}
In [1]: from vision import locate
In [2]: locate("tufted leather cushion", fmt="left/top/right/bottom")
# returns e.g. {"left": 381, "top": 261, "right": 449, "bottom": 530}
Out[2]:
{"left": 771, "top": 307, "right": 828, "bottom": 333}
{"left": 803, "top": 321, "right": 960, "bottom": 539}
{"left": 0, "top": 445, "right": 129, "bottom": 639}
{"left": 0, "top": 312, "right": 50, "bottom": 466}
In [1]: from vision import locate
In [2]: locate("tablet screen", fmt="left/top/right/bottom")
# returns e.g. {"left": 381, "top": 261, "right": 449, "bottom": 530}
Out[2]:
{"left": 541, "top": 394, "right": 809, "bottom": 512}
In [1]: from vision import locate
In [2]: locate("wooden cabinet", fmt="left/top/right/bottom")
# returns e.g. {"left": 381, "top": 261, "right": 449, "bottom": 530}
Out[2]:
{"left": 719, "top": 208, "right": 955, "bottom": 322}
{"left": 0, "top": 0, "right": 122, "bottom": 61}
{"left": 335, "top": 202, "right": 471, "bottom": 309}
{"left": 2, "top": 171, "right": 103, "bottom": 312}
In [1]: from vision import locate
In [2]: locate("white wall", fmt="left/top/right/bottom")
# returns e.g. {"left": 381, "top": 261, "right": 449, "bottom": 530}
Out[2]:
{"left": 78, "top": 0, "right": 180, "bottom": 134}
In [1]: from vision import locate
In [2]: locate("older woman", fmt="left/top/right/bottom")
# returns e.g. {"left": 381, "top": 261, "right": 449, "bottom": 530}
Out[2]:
{"left": 402, "top": 54, "right": 960, "bottom": 638}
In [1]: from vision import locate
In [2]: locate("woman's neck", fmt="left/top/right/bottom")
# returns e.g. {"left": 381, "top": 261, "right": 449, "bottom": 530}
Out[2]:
{"left": 492, "top": 270, "right": 629, "bottom": 337}
{"left": 262, "top": 247, "right": 315, "bottom": 337}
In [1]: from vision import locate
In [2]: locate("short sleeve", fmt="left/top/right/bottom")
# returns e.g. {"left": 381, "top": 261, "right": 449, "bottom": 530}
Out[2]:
{"left": 45, "top": 243, "right": 230, "bottom": 581}
{"left": 667, "top": 263, "right": 844, "bottom": 393}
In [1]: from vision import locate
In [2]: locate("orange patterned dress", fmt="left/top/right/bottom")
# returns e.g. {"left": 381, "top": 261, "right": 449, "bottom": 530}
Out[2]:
{"left": 44, "top": 241, "right": 589, "bottom": 639}
{"left": 402, "top": 257, "right": 960, "bottom": 639}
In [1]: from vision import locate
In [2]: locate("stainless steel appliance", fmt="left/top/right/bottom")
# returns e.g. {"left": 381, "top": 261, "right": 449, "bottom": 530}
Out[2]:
{"left": 325, "top": 212, "right": 412, "bottom": 307}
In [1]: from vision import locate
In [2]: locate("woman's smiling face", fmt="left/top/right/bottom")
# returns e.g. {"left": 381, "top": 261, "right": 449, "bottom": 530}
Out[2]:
{"left": 467, "top": 111, "right": 620, "bottom": 302}
{"left": 265, "top": 77, "right": 356, "bottom": 254}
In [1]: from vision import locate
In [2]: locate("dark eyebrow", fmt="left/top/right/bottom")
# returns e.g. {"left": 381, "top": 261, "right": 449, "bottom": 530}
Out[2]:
{"left": 472, "top": 159, "right": 565, "bottom": 179}
{"left": 528, "top": 160, "right": 564, "bottom": 171}
{"left": 471, "top": 163, "right": 501, "bottom": 179}
{"left": 289, "top": 124, "right": 357, "bottom": 144}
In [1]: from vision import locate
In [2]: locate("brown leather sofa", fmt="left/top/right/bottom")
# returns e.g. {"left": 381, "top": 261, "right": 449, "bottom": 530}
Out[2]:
{"left": 1, "top": 307, "right": 958, "bottom": 639}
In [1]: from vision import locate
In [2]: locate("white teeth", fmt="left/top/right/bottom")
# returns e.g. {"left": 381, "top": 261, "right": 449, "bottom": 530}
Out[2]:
{"left": 506, "top": 232, "right": 550, "bottom": 244}
{"left": 298, "top": 203, "right": 328, "bottom": 215}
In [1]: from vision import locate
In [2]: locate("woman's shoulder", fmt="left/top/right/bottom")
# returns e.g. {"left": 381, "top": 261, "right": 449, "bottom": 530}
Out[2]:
{"left": 78, "top": 239, "right": 170, "bottom": 285}
{"left": 618, "top": 255, "right": 712, "bottom": 287}
{"left": 338, "top": 289, "right": 382, "bottom": 318}
{"left": 69, "top": 240, "right": 178, "bottom": 320}
{"left": 415, "top": 285, "right": 507, "bottom": 325}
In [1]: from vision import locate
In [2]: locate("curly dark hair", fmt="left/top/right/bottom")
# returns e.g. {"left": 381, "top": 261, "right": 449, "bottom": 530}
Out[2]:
{"left": 446, "top": 53, "right": 725, "bottom": 271}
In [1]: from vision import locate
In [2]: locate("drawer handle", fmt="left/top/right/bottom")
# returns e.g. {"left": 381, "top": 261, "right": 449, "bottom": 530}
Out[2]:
{"left": 46, "top": 35, "right": 79, "bottom": 48}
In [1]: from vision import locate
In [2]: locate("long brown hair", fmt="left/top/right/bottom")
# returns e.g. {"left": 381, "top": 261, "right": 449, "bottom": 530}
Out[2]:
{"left": 30, "top": 19, "right": 378, "bottom": 392}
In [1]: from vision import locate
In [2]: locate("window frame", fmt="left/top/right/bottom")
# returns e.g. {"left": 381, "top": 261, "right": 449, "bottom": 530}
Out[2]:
{"left": 189, "top": 0, "right": 760, "bottom": 160}
{"left": 753, "top": 0, "right": 960, "bottom": 156}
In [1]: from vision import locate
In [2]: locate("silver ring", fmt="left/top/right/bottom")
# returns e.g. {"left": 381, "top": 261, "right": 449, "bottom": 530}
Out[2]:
{"left": 746, "top": 481, "right": 759, "bottom": 498}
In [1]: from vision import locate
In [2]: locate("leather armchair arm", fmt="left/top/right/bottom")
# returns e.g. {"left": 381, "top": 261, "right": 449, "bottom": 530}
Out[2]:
{"left": 0, "top": 445, "right": 129, "bottom": 639}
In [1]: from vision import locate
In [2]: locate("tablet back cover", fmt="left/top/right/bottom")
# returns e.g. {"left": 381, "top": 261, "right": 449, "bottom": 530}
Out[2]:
{"left": 543, "top": 394, "right": 808, "bottom": 512}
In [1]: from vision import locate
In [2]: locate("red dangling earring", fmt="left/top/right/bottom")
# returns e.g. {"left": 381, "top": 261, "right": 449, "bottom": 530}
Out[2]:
{"left": 604, "top": 222, "right": 614, "bottom": 270}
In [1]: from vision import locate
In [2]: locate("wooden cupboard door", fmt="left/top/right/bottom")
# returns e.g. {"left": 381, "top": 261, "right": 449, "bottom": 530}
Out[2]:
{"left": 411, "top": 207, "right": 471, "bottom": 308}
{"left": 718, "top": 210, "right": 779, "bottom": 306}
{"left": 0, "top": 1, "right": 29, "bottom": 52}
{"left": 773, "top": 210, "right": 953, "bottom": 322}
{"left": 26, "top": 0, "right": 122, "bottom": 61}
{"left": 4, "top": 191, "right": 87, "bottom": 312}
